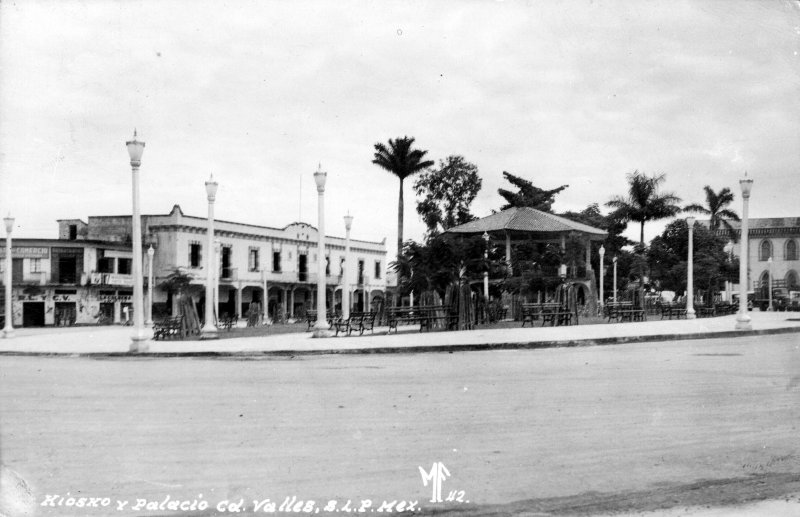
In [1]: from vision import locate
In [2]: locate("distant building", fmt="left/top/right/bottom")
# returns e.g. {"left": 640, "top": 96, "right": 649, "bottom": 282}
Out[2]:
{"left": 706, "top": 217, "right": 800, "bottom": 296}
{"left": 1, "top": 205, "right": 388, "bottom": 327}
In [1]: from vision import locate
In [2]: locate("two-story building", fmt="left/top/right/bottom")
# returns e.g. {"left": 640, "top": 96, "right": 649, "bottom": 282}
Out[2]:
{"left": 0, "top": 237, "right": 135, "bottom": 327}
{"left": 708, "top": 217, "right": 800, "bottom": 298}
{"left": 2, "top": 205, "right": 389, "bottom": 327}
{"left": 62, "top": 204, "right": 388, "bottom": 323}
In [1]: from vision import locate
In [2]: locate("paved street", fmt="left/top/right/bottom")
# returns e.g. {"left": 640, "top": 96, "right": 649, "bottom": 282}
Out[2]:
{"left": 1, "top": 332, "right": 799, "bottom": 516}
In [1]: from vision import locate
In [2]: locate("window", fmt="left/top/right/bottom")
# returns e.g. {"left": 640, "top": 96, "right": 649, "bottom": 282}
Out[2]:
{"left": 117, "top": 258, "right": 132, "bottom": 275}
{"left": 249, "top": 247, "right": 260, "bottom": 272}
{"left": 374, "top": 260, "right": 381, "bottom": 279}
{"left": 358, "top": 259, "right": 365, "bottom": 284}
{"left": 273, "top": 251, "right": 282, "bottom": 272}
{"left": 759, "top": 240, "right": 772, "bottom": 262}
{"left": 787, "top": 270, "right": 799, "bottom": 289}
{"left": 189, "top": 242, "right": 202, "bottom": 268}
{"left": 786, "top": 240, "right": 798, "bottom": 261}
{"left": 30, "top": 258, "right": 42, "bottom": 273}
{"left": 221, "top": 246, "right": 232, "bottom": 279}
{"left": 68, "top": 225, "right": 77, "bottom": 240}
{"left": 340, "top": 257, "right": 345, "bottom": 276}
{"left": 325, "top": 256, "right": 330, "bottom": 276}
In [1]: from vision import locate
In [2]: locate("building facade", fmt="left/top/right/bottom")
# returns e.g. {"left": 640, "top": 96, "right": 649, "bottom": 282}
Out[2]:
{"left": 710, "top": 217, "right": 800, "bottom": 296}
{"left": 1, "top": 205, "right": 388, "bottom": 327}
{"left": 0, "top": 237, "right": 135, "bottom": 327}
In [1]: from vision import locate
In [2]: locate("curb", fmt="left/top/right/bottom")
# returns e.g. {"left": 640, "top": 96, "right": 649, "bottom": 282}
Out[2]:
{"left": 1, "top": 325, "right": 799, "bottom": 358}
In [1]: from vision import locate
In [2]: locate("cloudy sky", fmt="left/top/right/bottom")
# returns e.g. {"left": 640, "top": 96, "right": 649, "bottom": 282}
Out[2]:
{"left": 1, "top": 0, "right": 798, "bottom": 258}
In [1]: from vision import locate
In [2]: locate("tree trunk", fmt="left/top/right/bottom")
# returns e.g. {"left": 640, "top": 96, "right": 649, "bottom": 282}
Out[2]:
{"left": 639, "top": 220, "right": 645, "bottom": 246}
{"left": 398, "top": 177, "right": 404, "bottom": 258}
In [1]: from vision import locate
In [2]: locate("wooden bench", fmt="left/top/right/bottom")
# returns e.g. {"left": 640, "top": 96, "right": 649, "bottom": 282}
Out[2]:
{"left": 152, "top": 316, "right": 185, "bottom": 340}
{"left": 521, "top": 303, "right": 561, "bottom": 327}
{"left": 387, "top": 306, "right": 458, "bottom": 334}
{"left": 333, "top": 311, "right": 378, "bottom": 336}
{"left": 696, "top": 306, "right": 716, "bottom": 318}
{"left": 306, "top": 310, "right": 338, "bottom": 331}
{"left": 219, "top": 314, "right": 238, "bottom": 331}
{"left": 659, "top": 303, "right": 687, "bottom": 320}
{"left": 540, "top": 304, "right": 577, "bottom": 327}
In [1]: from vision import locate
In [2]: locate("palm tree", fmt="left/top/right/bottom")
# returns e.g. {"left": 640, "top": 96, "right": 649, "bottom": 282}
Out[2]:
{"left": 606, "top": 171, "right": 682, "bottom": 246}
{"left": 372, "top": 136, "right": 434, "bottom": 257}
{"left": 684, "top": 185, "right": 740, "bottom": 237}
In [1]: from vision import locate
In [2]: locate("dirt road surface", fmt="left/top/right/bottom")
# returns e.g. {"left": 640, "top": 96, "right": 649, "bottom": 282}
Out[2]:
{"left": 1, "top": 333, "right": 799, "bottom": 516}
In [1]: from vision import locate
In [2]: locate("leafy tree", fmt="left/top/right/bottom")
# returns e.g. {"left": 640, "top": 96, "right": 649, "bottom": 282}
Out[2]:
{"left": 648, "top": 220, "right": 736, "bottom": 302}
{"left": 684, "top": 185, "right": 740, "bottom": 238}
{"left": 413, "top": 155, "right": 482, "bottom": 238}
{"left": 372, "top": 136, "right": 435, "bottom": 258}
{"left": 498, "top": 171, "right": 569, "bottom": 212}
{"left": 606, "top": 170, "right": 682, "bottom": 246}
{"left": 159, "top": 267, "right": 195, "bottom": 296}
{"left": 560, "top": 203, "right": 631, "bottom": 256}
{"left": 392, "top": 234, "right": 493, "bottom": 299}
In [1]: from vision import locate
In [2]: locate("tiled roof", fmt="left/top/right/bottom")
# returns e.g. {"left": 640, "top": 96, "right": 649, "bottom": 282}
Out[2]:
{"left": 446, "top": 207, "right": 607, "bottom": 237}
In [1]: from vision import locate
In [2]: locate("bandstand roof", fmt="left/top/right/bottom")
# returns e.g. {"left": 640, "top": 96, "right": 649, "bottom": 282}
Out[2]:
{"left": 446, "top": 206, "right": 607, "bottom": 241}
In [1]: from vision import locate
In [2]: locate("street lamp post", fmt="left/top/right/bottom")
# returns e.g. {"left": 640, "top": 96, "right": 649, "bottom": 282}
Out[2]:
{"left": 312, "top": 165, "right": 331, "bottom": 337}
{"left": 201, "top": 175, "right": 219, "bottom": 339}
{"left": 613, "top": 255, "right": 618, "bottom": 304}
{"left": 768, "top": 256, "right": 773, "bottom": 312}
{"left": 686, "top": 216, "right": 696, "bottom": 319}
{"left": 343, "top": 213, "right": 353, "bottom": 320}
{"left": 125, "top": 131, "right": 147, "bottom": 352}
{"left": 736, "top": 176, "right": 753, "bottom": 330}
{"left": 598, "top": 245, "right": 605, "bottom": 312}
{"left": 482, "top": 231, "right": 490, "bottom": 301}
{"left": 146, "top": 245, "right": 155, "bottom": 326}
{"left": 3, "top": 214, "right": 14, "bottom": 338}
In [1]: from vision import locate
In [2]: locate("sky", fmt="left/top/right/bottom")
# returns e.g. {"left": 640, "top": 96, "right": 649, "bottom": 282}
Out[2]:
{"left": 1, "top": 0, "right": 798, "bottom": 260}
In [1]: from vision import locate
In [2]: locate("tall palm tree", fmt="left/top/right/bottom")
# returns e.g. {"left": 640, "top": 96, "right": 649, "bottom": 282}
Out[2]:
{"left": 684, "top": 185, "right": 740, "bottom": 236}
{"left": 372, "top": 136, "right": 434, "bottom": 257}
{"left": 606, "top": 170, "right": 682, "bottom": 246}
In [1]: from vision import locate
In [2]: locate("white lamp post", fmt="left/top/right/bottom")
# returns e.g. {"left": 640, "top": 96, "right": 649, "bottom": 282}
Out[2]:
{"left": 482, "top": 231, "right": 490, "bottom": 300}
{"left": 768, "top": 256, "right": 773, "bottom": 312}
{"left": 613, "top": 255, "right": 618, "bottom": 304}
{"left": 736, "top": 176, "right": 753, "bottom": 330}
{"left": 343, "top": 212, "right": 353, "bottom": 320}
{"left": 686, "top": 216, "right": 696, "bottom": 319}
{"left": 201, "top": 175, "right": 219, "bottom": 339}
{"left": 3, "top": 214, "right": 14, "bottom": 338}
{"left": 312, "top": 165, "right": 331, "bottom": 337}
{"left": 125, "top": 131, "right": 147, "bottom": 351}
{"left": 146, "top": 245, "right": 155, "bottom": 326}
{"left": 599, "top": 245, "right": 605, "bottom": 311}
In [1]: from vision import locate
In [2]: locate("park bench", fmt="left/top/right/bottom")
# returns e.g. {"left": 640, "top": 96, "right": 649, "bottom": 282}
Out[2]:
{"left": 521, "top": 302, "right": 561, "bottom": 327}
{"left": 715, "top": 302, "right": 737, "bottom": 315}
{"left": 603, "top": 302, "right": 645, "bottom": 322}
{"left": 696, "top": 306, "right": 716, "bottom": 318}
{"left": 219, "top": 314, "right": 238, "bottom": 331}
{"left": 152, "top": 315, "right": 185, "bottom": 340}
{"left": 659, "top": 302, "right": 687, "bottom": 320}
{"left": 387, "top": 305, "right": 458, "bottom": 334}
{"left": 540, "top": 304, "right": 577, "bottom": 326}
{"left": 333, "top": 311, "right": 378, "bottom": 336}
{"left": 306, "top": 310, "right": 338, "bottom": 331}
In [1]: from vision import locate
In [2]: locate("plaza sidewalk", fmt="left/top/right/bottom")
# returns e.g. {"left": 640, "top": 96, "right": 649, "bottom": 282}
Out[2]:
{"left": 1, "top": 311, "right": 799, "bottom": 356}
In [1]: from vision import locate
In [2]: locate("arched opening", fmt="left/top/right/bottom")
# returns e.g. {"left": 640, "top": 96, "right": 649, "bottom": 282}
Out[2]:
{"left": 785, "top": 240, "right": 798, "bottom": 261}
{"left": 759, "top": 240, "right": 772, "bottom": 262}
